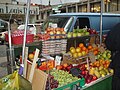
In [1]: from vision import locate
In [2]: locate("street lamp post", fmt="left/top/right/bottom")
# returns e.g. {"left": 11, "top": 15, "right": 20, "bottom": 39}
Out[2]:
{"left": 100, "top": 0, "right": 104, "bottom": 45}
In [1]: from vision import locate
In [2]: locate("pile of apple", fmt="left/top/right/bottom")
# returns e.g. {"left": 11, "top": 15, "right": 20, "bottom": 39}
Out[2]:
{"left": 76, "top": 59, "right": 113, "bottom": 84}
{"left": 87, "top": 28, "right": 98, "bottom": 34}
{"left": 69, "top": 43, "right": 89, "bottom": 58}
{"left": 96, "top": 50, "right": 111, "bottom": 60}
{"left": 46, "top": 28, "right": 66, "bottom": 39}
{"left": 36, "top": 33, "right": 50, "bottom": 41}
{"left": 67, "top": 29, "right": 90, "bottom": 38}
{"left": 76, "top": 64, "right": 98, "bottom": 84}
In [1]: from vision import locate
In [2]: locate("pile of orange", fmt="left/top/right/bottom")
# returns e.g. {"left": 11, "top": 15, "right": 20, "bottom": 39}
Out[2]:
{"left": 87, "top": 45, "right": 98, "bottom": 55}
{"left": 69, "top": 43, "right": 89, "bottom": 58}
{"left": 92, "top": 60, "right": 110, "bottom": 68}
{"left": 79, "top": 43, "right": 89, "bottom": 54}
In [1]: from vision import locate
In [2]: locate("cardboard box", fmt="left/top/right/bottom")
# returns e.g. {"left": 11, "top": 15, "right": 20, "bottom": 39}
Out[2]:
{"left": 26, "top": 63, "right": 48, "bottom": 90}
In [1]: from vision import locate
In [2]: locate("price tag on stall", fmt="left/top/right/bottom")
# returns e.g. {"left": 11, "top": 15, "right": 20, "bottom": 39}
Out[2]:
{"left": 92, "top": 44, "right": 97, "bottom": 48}
{"left": 55, "top": 56, "right": 62, "bottom": 67}
{"left": 99, "top": 46, "right": 105, "bottom": 53}
{"left": 89, "top": 52, "right": 96, "bottom": 63}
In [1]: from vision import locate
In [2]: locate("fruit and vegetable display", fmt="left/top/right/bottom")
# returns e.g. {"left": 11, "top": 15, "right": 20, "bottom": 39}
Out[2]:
{"left": 36, "top": 28, "right": 98, "bottom": 40}
{"left": 46, "top": 28, "right": 66, "bottom": 39}
{"left": 60, "top": 44, "right": 113, "bottom": 85}
{"left": 67, "top": 43, "right": 99, "bottom": 59}
{"left": 67, "top": 28, "right": 97, "bottom": 38}
{"left": 96, "top": 50, "right": 111, "bottom": 60}
{"left": 69, "top": 43, "right": 88, "bottom": 58}
{"left": 50, "top": 70, "right": 79, "bottom": 87}
{"left": 45, "top": 74, "right": 59, "bottom": 90}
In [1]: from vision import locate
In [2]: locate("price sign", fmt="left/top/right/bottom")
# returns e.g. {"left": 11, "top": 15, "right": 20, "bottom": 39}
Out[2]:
{"left": 92, "top": 44, "right": 97, "bottom": 48}
{"left": 89, "top": 52, "right": 96, "bottom": 63}
{"left": 99, "top": 46, "right": 105, "bottom": 53}
{"left": 55, "top": 56, "right": 62, "bottom": 66}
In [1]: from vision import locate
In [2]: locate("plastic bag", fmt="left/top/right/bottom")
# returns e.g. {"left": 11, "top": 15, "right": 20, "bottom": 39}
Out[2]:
{"left": 0, "top": 71, "right": 19, "bottom": 90}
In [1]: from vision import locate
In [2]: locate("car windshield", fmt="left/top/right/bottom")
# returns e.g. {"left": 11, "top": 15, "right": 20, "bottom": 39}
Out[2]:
{"left": 41, "top": 16, "right": 74, "bottom": 32}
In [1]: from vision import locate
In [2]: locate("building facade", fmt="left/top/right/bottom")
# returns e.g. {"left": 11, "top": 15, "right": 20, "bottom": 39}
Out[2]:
{"left": 0, "top": 0, "right": 40, "bottom": 24}
{"left": 59, "top": 0, "right": 120, "bottom": 13}
{"left": 38, "top": 0, "right": 120, "bottom": 22}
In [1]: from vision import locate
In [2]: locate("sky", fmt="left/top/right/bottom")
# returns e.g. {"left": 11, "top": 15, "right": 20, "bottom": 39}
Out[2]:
{"left": 17, "top": 0, "right": 80, "bottom": 5}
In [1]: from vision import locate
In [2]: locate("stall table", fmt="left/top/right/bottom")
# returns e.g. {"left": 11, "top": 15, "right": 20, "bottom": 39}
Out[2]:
{"left": 82, "top": 74, "right": 112, "bottom": 90}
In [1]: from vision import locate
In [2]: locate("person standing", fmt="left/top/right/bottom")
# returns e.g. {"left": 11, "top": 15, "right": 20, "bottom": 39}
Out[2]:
{"left": 105, "top": 23, "right": 120, "bottom": 90}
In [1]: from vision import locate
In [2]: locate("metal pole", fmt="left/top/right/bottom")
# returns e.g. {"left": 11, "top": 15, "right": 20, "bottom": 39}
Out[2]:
{"left": 0, "top": 19, "right": 13, "bottom": 72}
{"left": 100, "top": 0, "right": 103, "bottom": 45}
{"left": 7, "top": 22, "right": 14, "bottom": 72}
{"left": 22, "top": 0, "right": 31, "bottom": 64}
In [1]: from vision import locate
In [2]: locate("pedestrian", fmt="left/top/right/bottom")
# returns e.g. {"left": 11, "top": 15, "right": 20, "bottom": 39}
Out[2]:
{"left": 105, "top": 23, "right": 120, "bottom": 90}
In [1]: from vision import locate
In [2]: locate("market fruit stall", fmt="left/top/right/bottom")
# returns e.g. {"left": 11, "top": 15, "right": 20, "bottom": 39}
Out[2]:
{"left": 5, "top": 27, "right": 113, "bottom": 90}
{"left": 82, "top": 74, "right": 112, "bottom": 90}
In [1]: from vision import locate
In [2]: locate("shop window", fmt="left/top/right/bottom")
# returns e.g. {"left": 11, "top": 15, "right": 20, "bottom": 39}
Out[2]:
{"left": 82, "top": 5, "right": 87, "bottom": 12}
{"left": 90, "top": 2, "right": 100, "bottom": 13}
{"left": 118, "top": 0, "right": 120, "bottom": 11}
{"left": 78, "top": 6, "right": 82, "bottom": 12}
{"left": 74, "top": 18, "right": 90, "bottom": 29}
{"left": 110, "top": 0, "right": 118, "bottom": 11}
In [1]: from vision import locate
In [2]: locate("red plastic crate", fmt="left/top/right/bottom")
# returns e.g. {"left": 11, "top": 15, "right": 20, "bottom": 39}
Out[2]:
{"left": 5, "top": 33, "right": 34, "bottom": 45}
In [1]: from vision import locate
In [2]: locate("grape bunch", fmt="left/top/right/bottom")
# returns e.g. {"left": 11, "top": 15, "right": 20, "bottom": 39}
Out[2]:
{"left": 50, "top": 70, "right": 79, "bottom": 87}
{"left": 45, "top": 74, "right": 59, "bottom": 90}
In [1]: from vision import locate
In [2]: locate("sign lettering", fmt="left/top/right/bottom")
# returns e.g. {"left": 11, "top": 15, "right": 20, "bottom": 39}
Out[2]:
{"left": 0, "top": 4, "right": 39, "bottom": 15}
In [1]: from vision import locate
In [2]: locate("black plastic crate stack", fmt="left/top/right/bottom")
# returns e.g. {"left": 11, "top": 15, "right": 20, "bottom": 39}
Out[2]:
{"left": 42, "top": 39, "right": 67, "bottom": 55}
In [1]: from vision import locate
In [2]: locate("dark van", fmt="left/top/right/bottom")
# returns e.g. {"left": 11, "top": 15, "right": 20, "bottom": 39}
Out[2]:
{"left": 42, "top": 13, "right": 120, "bottom": 34}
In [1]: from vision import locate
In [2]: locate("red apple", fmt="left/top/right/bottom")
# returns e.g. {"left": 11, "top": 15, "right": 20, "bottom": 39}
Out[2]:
{"left": 66, "top": 64, "right": 73, "bottom": 71}
{"left": 86, "top": 79, "right": 91, "bottom": 84}
{"left": 92, "top": 76, "right": 97, "bottom": 81}
{"left": 81, "top": 71, "right": 86, "bottom": 75}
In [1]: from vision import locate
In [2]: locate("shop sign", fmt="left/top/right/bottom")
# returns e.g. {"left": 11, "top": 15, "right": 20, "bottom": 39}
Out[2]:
{"left": 0, "top": 4, "right": 39, "bottom": 15}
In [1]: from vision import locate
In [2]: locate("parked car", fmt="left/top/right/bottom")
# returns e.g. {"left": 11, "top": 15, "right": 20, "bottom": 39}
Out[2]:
{"left": 42, "top": 13, "right": 120, "bottom": 34}
{"left": 18, "top": 24, "right": 42, "bottom": 35}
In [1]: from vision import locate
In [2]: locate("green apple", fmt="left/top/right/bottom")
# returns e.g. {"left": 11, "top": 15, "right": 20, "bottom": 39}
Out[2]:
{"left": 85, "top": 32, "right": 90, "bottom": 35}
{"left": 67, "top": 32, "right": 72, "bottom": 38}
{"left": 77, "top": 33, "right": 82, "bottom": 37}
{"left": 102, "top": 53, "right": 107, "bottom": 58}
{"left": 73, "top": 33, "right": 77, "bottom": 37}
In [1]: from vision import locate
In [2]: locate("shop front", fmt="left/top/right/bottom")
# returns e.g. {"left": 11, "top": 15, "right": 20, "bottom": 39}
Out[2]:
{"left": 0, "top": 4, "right": 40, "bottom": 27}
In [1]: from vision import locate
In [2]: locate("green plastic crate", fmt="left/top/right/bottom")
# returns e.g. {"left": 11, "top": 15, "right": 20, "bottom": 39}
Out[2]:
{"left": 54, "top": 78, "right": 85, "bottom": 90}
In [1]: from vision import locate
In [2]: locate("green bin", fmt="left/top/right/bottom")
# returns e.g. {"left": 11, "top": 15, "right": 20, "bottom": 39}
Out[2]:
{"left": 54, "top": 78, "right": 85, "bottom": 90}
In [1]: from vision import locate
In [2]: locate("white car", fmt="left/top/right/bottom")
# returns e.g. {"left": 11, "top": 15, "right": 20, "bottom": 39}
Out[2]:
{"left": 18, "top": 24, "right": 42, "bottom": 35}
